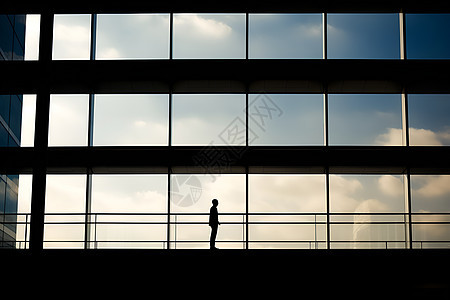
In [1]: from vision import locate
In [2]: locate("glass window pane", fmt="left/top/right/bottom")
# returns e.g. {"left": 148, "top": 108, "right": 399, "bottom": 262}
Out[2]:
{"left": 170, "top": 174, "right": 245, "bottom": 249}
{"left": 249, "top": 14, "right": 323, "bottom": 59}
{"left": 25, "top": 14, "right": 40, "bottom": 61}
{"left": 0, "top": 94, "right": 35, "bottom": 147}
{"left": 48, "top": 94, "right": 89, "bottom": 146}
{"left": 44, "top": 175, "right": 86, "bottom": 249}
{"left": 0, "top": 15, "right": 13, "bottom": 60}
{"left": 15, "top": 174, "right": 32, "bottom": 249}
{"left": 91, "top": 175, "right": 167, "bottom": 213}
{"left": 173, "top": 14, "right": 246, "bottom": 59}
{"left": 52, "top": 14, "right": 91, "bottom": 60}
{"left": 327, "top": 13, "right": 400, "bottom": 59}
{"left": 1, "top": 174, "right": 32, "bottom": 248}
{"left": 248, "top": 174, "right": 326, "bottom": 249}
{"left": 249, "top": 94, "right": 323, "bottom": 145}
{"left": 93, "top": 94, "right": 168, "bottom": 146}
{"left": 91, "top": 175, "right": 167, "bottom": 249}
{"left": 172, "top": 94, "right": 245, "bottom": 146}
{"left": 328, "top": 94, "right": 402, "bottom": 145}
{"left": 96, "top": 14, "right": 169, "bottom": 60}
{"left": 411, "top": 175, "right": 450, "bottom": 213}
{"left": 408, "top": 94, "right": 450, "bottom": 146}
{"left": 249, "top": 175, "right": 326, "bottom": 213}
{"left": 329, "top": 175, "right": 406, "bottom": 248}
{"left": 9, "top": 95, "right": 22, "bottom": 141}
{"left": 20, "top": 95, "right": 36, "bottom": 147}
{"left": 406, "top": 14, "right": 450, "bottom": 59}
{"left": 330, "top": 175, "right": 406, "bottom": 213}
{"left": 411, "top": 175, "right": 450, "bottom": 247}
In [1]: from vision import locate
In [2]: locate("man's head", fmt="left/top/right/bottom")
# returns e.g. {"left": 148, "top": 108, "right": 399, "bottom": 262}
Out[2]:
{"left": 212, "top": 199, "right": 219, "bottom": 207}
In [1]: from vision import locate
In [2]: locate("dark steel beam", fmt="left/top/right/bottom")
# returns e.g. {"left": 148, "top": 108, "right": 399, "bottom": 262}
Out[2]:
{"left": 2, "top": 1, "right": 450, "bottom": 13}
{"left": 2, "top": 60, "right": 450, "bottom": 94}
{"left": 1, "top": 146, "right": 450, "bottom": 174}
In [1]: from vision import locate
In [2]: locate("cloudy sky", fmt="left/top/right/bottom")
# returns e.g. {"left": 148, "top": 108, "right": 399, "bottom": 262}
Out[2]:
{"left": 10, "top": 13, "right": 450, "bottom": 248}
{"left": 19, "top": 173, "right": 448, "bottom": 249}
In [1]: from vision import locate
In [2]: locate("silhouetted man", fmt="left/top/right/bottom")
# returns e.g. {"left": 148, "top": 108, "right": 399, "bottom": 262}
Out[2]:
{"left": 209, "top": 199, "right": 220, "bottom": 249}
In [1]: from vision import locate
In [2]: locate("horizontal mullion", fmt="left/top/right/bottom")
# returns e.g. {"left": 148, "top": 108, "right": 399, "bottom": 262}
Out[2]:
{"left": 2, "top": 2, "right": 450, "bottom": 13}
{"left": 1, "top": 146, "right": 450, "bottom": 173}
{"left": 2, "top": 60, "right": 450, "bottom": 94}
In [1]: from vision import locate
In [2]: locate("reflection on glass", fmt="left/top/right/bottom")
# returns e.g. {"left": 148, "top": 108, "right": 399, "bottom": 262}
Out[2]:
{"left": 327, "top": 13, "right": 400, "bottom": 59}
{"left": 248, "top": 174, "right": 326, "bottom": 249}
{"left": 91, "top": 175, "right": 167, "bottom": 213}
{"left": 0, "top": 95, "right": 25, "bottom": 147}
{"left": 406, "top": 14, "right": 450, "bottom": 59}
{"left": 172, "top": 94, "right": 245, "bottom": 145}
{"left": 249, "top": 175, "right": 326, "bottom": 212}
{"left": 44, "top": 175, "right": 86, "bottom": 248}
{"left": 52, "top": 14, "right": 91, "bottom": 60}
{"left": 93, "top": 94, "right": 169, "bottom": 146}
{"left": 249, "top": 94, "right": 323, "bottom": 145}
{"left": 96, "top": 14, "right": 170, "bottom": 60}
{"left": 0, "top": 14, "right": 26, "bottom": 60}
{"left": 48, "top": 94, "right": 89, "bottom": 146}
{"left": 0, "top": 94, "right": 35, "bottom": 147}
{"left": 328, "top": 94, "right": 402, "bottom": 145}
{"left": 410, "top": 175, "right": 450, "bottom": 247}
{"left": 16, "top": 174, "right": 32, "bottom": 248}
{"left": 330, "top": 175, "right": 405, "bottom": 213}
{"left": 0, "top": 174, "right": 32, "bottom": 248}
{"left": 170, "top": 174, "right": 245, "bottom": 249}
{"left": 329, "top": 175, "right": 406, "bottom": 248}
{"left": 411, "top": 175, "right": 450, "bottom": 213}
{"left": 91, "top": 175, "right": 167, "bottom": 249}
{"left": 173, "top": 13, "right": 246, "bottom": 59}
{"left": 249, "top": 14, "right": 323, "bottom": 59}
{"left": 408, "top": 94, "right": 450, "bottom": 146}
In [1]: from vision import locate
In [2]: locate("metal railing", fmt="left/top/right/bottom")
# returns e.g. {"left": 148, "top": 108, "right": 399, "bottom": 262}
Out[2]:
{"left": 1, "top": 212, "right": 449, "bottom": 249}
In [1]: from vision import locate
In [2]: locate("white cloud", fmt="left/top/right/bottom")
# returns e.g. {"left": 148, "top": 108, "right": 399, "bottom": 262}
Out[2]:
{"left": 99, "top": 47, "right": 121, "bottom": 59}
{"left": 329, "top": 176, "right": 362, "bottom": 212}
{"left": 295, "top": 23, "right": 322, "bottom": 37}
{"left": 415, "top": 175, "right": 450, "bottom": 198}
{"left": 53, "top": 22, "right": 91, "bottom": 59}
{"left": 375, "top": 128, "right": 402, "bottom": 146}
{"left": 249, "top": 175, "right": 326, "bottom": 212}
{"left": 375, "top": 127, "right": 450, "bottom": 146}
{"left": 378, "top": 175, "right": 404, "bottom": 197}
{"left": 174, "top": 14, "right": 232, "bottom": 39}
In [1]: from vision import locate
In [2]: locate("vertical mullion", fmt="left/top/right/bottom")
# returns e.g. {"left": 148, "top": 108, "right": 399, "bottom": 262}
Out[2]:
{"left": 325, "top": 168, "right": 330, "bottom": 249}
{"left": 30, "top": 12, "right": 54, "bottom": 252}
{"left": 90, "top": 14, "right": 97, "bottom": 61}
{"left": 84, "top": 173, "right": 92, "bottom": 249}
{"left": 169, "top": 13, "right": 173, "bottom": 60}
{"left": 399, "top": 11, "right": 406, "bottom": 60}
{"left": 323, "top": 93, "right": 329, "bottom": 147}
{"left": 402, "top": 93, "right": 409, "bottom": 147}
{"left": 323, "top": 13, "right": 327, "bottom": 60}
{"left": 167, "top": 170, "right": 171, "bottom": 249}
{"left": 246, "top": 12, "right": 249, "bottom": 60}
{"left": 245, "top": 169, "right": 249, "bottom": 249}
{"left": 406, "top": 171, "right": 413, "bottom": 249}
{"left": 168, "top": 93, "right": 172, "bottom": 147}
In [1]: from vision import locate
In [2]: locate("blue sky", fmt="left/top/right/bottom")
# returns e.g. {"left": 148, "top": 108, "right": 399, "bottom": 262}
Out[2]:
{"left": 327, "top": 13, "right": 400, "bottom": 59}
{"left": 26, "top": 13, "right": 448, "bottom": 60}
{"left": 406, "top": 14, "right": 450, "bottom": 59}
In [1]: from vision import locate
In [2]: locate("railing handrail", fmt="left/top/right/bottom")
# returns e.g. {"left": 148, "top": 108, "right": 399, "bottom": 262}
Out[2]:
{"left": 3, "top": 212, "right": 450, "bottom": 216}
